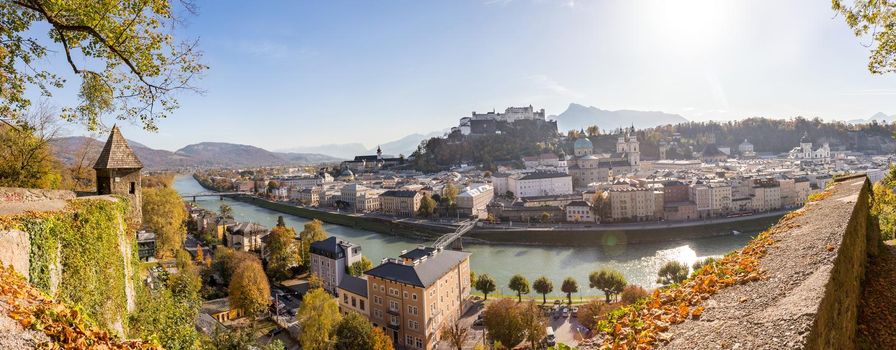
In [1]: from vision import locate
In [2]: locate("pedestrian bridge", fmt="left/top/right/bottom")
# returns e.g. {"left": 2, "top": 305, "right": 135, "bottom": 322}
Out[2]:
{"left": 180, "top": 191, "right": 252, "bottom": 201}
{"left": 432, "top": 219, "right": 477, "bottom": 250}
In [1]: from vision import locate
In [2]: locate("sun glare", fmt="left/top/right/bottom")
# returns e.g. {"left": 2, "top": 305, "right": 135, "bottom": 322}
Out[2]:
{"left": 641, "top": 0, "right": 734, "bottom": 54}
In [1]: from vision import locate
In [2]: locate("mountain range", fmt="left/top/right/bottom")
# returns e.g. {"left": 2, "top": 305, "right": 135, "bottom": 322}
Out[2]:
{"left": 553, "top": 103, "right": 689, "bottom": 132}
{"left": 278, "top": 129, "right": 447, "bottom": 159}
{"left": 846, "top": 112, "right": 896, "bottom": 125}
{"left": 51, "top": 137, "right": 341, "bottom": 170}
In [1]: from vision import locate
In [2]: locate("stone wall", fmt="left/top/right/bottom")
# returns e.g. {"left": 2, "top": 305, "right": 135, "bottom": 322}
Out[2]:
{"left": 661, "top": 175, "right": 879, "bottom": 350}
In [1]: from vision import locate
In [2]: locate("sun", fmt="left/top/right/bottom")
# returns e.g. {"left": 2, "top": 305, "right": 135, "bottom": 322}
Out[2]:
{"left": 641, "top": 0, "right": 735, "bottom": 54}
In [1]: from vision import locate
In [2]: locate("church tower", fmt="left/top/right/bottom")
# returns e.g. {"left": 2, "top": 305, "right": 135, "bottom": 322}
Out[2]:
{"left": 376, "top": 145, "right": 383, "bottom": 160}
{"left": 94, "top": 125, "right": 143, "bottom": 223}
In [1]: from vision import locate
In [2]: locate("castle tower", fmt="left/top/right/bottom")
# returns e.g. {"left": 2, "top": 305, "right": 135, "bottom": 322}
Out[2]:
{"left": 800, "top": 132, "right": 812, "bottom": 158}
{"left": 94, "top": 125, "right": 143, "bottom": 223}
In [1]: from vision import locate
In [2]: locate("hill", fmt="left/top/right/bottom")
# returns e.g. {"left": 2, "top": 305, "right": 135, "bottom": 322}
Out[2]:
{"left": 846, "top": 112, "right": 895, "bottom": 125}
{"left": 554, "top": 103, "right": 688, "bottom": 132}
{"left": 51, "top": 137, "right": 340, "bottom": 170}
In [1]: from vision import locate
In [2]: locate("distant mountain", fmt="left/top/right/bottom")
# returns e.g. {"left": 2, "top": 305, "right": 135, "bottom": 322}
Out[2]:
{"left": 553, "top": 103, "right": 688, "bottom": 132}
{"left": 846, "top": 112, "right": 895, "bottom": 125}
{"left": 278, "top": 129, "right": 447, "bottom": 159}
{"left": 51, "top": 137, "right": 340, "bottom": 170}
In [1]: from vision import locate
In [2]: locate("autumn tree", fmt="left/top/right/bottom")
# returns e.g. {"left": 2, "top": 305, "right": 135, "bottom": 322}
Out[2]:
{"left": 297, "top": 288, "right": 342, "bottom": 350}
{"left": 561, "top": 277, "right": 578, "bottom": 305}
{"left": 656, "top": 261, "right": 689, "bottom": 286}
{"left": 349, "top": 256, "right": 373, "bottom": 276}
{"left": 1, "top": 0, "right": 206, "bottom": 129}
{"left": 521, "top": 301, "right": 547, "bottom": 350}
{"left": 300, "top": 219, "right": 328, "bottom": 266}
{"left": 334, "top": 310, "right": 372, "bottom": 350}
{"left": 143, "top": 186, "right": 188, "bottom": 258}
{"left": 211, "top": 246, "right": 253, "bottom": 285}
{"left": 418, "top": 194, "right": 437, "bottom": 217}
{"left": 475, "top": 274, "right": 497, "bottom": 300}
{"left": 0, "top": 103, "right": 65, "bottom": 189}
{"left": 533, "top": 276, "right": 554, "bottom": 304}
{"left": 443, "top": 183, "right": 459, "bottom": 205}
{"left": 228, "top": 257, "right": 270, "bottom": 319}
{"left": 219, "top": 203, "right": 233, "bottom": 219}
{"left": 833, "top": 1, "right": 896, "bottom": 74}
{"left": 576, "top": 299, "right": 608, "bottom": 331}
{"left": 589, "top": 269, "right": 627, "bottom": 303}
{"left": 508, "top": 274, "right": 530, "bottom": 302}
{"left": 482, "top": 299, "right": 525, "bottom": 348}
{"left": 586, "top": 125, "right": 600, "bottom": 136}
{"left": 369, "top": 327, "right": 394, "bottom": 350}
{"left": 266, "top": 225, "right": 299, "bottom": 281}
{"left": 620, "top": 285, "right": 649, "bottom": 305}
{"left": 440, "top": 321, "right": 468, "bottom": 350}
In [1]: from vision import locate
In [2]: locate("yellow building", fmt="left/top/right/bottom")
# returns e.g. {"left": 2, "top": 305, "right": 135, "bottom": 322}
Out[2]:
{"left": 380, "top": 190, "right": 422, "bottom": 217}
{"left": 364, "top": 247, "right": 471, "bottom": 350}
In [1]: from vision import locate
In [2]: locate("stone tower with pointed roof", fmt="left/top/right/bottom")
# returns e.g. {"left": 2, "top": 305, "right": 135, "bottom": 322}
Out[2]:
{"left": 94, "top": 125, "right": 143, "bottom": 223}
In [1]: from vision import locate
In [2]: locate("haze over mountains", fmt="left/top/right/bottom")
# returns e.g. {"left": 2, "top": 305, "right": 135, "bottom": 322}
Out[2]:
{"left": 51, "top": 137, "right": 341, "bottom": 170}
{"left": 553, "top": 103, "right": 689, "bottom": 132}
{"left": 847, "top": 112, "right": 896, "bottom": 125}
{"left": 278, "top": 130, "right": 447, "bottom": 160}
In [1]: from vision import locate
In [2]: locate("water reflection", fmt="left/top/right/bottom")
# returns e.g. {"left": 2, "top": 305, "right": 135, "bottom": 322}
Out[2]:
{"left": 175, "top": 176, "right": 760, "bottom": 292}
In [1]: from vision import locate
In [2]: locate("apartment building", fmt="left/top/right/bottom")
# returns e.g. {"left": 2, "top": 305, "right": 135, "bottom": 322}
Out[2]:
{"left": 380, "top": 190, "right": 422, "bottom": 217}
{"left": 607, "top": 187, "right": 657, "bottom": 222}
{"left": 751, "top": 178, "right": 782, "bottom": 212}
{"left": 565, "top": 200, "right": 595, "bottom": 223}
{"left": 364, "top": 247, "right": 472, "bottom": 350}
{"left": 337, "top": 275, "right": 370, "bottom": 317}
{"left": 510, "top": 172, "right": 573, "bottom": 198}
{"left": 310, "top": 237, "right": 363, "bottom": 294}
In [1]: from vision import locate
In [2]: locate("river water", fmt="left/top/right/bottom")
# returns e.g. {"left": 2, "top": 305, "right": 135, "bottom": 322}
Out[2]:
{"left": 175, "top": 176, "right": 767, "bottom": 295}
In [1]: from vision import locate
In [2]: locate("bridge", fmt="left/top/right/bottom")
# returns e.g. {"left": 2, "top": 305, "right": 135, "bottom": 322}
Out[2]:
{"left": 180, "top": 191, "right": 252, "bottom": 201}
{"left": 431, "top": 219, "right": 477, "bottom": 250}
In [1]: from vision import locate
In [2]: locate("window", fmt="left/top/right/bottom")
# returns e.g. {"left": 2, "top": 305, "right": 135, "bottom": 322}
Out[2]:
{"left": 351, "top": 297, "right": 356, "bottom": 307}
{"left": 403, "top": 291, "right": 408, "bottom": 299}
{"left": 389, "top": 300, "right": 399, "bottom": 312}
{"left": 407, "top": 305, "right": 418, "bottom": 316}
{"left": 406, "top": 336, "right": 414, "bottom": 346}
{"left": 389, "top": 288, "right": 398, "bottom": 297}
{"left": 390, "top": 315, "right": 399, "bottom": 326}
{"left": 416, "top": 338, "right": 423, "bottom": 349}
{"left": 408, "top": 319, "right": 419, "bottom": 330}
{"left": 129, "top": 182, "right": 136, "bottom": 194}
{"left": 343, "top": 293, "right": 348, "bottom": 304}
{"left": 374, "top": 309, "right": 382, "bottom": 319}
{"left": 412, "top": 293, "right": 418, "bottom": 301}
{"left": 374, "top": 296, "right": 382, "bottom": 305}
{"left": 360, "top": 300, "right": 365, "bottom": 311}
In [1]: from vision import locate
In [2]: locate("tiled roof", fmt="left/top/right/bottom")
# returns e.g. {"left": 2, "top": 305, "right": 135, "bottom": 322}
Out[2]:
{"left": 338, "top": 275, "right": 368, "bottom": 298}
{"left": 93, "top": 125, "right": 143, "bottom": 169}
{"left": 380, "top": 190, "right": 419, "bottom": 198}
{"left": 519, "top": 172, "right": 570, "bottom": 180}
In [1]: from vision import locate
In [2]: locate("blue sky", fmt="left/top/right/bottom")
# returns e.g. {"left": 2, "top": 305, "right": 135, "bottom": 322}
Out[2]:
{"left": 42, "top": 0, "right": 896, "bottom": 151}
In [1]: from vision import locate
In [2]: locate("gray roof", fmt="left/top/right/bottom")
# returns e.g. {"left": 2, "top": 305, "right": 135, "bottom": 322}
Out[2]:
{"left": 365, "top": 249, "right": 471, "bottom": 288}
{"left": 338, "top": 275, "right": 368, "bottom": 298}
{"left": 93, "top": 125, "right": 143, "bottom": 169}
{"left": 381, "top": 190, "right": 419, "bottom": 198}
{"left": 519, "top": 172, "right": 570, "bottom": 180}
{"left": 310, "top": 236, "right": 342, "bottom": 255}
{"left": 399, "top": 247, "right": 436, "bottom": 260}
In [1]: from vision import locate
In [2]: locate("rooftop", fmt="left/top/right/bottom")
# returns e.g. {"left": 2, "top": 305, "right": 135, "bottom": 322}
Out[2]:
{"left": 93, "top": 125, "right": 143, "bottom": 169}
{"left": 366, "top": 248, "right": 470, "bottom": 288}
{"left": 338, "top": 275, "right": 368, "bottom": 298}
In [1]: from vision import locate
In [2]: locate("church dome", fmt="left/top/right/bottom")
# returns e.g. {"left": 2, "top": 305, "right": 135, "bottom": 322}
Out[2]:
{"left": 574, "top": 137, "right": 593, "bottom": 152}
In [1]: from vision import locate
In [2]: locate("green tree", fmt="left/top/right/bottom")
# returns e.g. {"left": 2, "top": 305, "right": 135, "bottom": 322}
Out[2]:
{"left": 300, "top": 219, "right": 328, "bottom": 266}
{"left": 586, "top": 125, "right": 600, "bottom": 136}
{"left": 692, "top": 257, "right": 719, "bottom": 272}
{"left": 872, "top": 171, "right": 896, "bottom": 240}
{"left": 129, "top": 264, "right": 202, "bottom": 350}
{"left": 589, "top": 268, "right": 627, "bottom": 303}
{"left": 266, "top": 225, "right": 299, "bottom": 281}
{"left": 349, "top": 256, "right": 373, "bottom": 276}
{"left": 418, "top": 194, "right": 437, "bottom": 217}
{"left": 143, "top": 186, "right": 188, "bottom": 258}
{"left": 470, "top": 270, "right": 477, "bottom": 288}
{"left": 1, "top": 0, "right": 206, "bottom": 130}
{"left": 508, "top": 274, "right": 530, "bottom": 302}
{"left": 228, "top": 257, "right": 270, "bottom": 319}
{"left": 521, "top": 301, "right": 547, "bottom": 350}
{"left": 482, "top": 299, "right": 525, "bottom": 348}
{"left": 561, "top": 277, "right": 578, "bottom": 305}
{"left": 475, "top": 273, "right": 497, "bottom": 300}
{"left": 532, "top": 276, "right": 554, "bottom": 304}
{"left": 440, "top": 321, "right": 468, "bottom": 350}
{"left": 656, "top": 261, "right": 689, "bottom": 286}
{"left": 297, "top": 288, "right": 342, "bottom": 350}
{"left": 334, "top": 311, "right": 372, "bottom": 350}
{"left": 833, "top": 1, "right": 896, "bottom": 74}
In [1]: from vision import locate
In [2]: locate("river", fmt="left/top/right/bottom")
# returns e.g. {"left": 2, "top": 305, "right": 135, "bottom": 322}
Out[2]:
{"left": 174, "top": 175, "right": 768, "bottom": 295}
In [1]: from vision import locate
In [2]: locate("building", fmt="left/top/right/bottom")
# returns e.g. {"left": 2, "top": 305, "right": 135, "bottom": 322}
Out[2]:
{"left": 662, "top": 180, "right": 690, "bottom": 203}
{"left": 708, "top": 182, "right": 732, "bottom": 215}
{"left": 200, "top": 298, "right": 243, "bottom": 323}
{"left": 136, "top": 230, "right": 156, "bottom": 261}
{"left": 607, "top": 186, "right": 657, "bottom": 222}
{"left": 511, "top": 172, "right": 573, "bottom": 198}
{"left": 342, "top": 146, "right": 404, "bottom": 172}
{"left": 94, "top": 125, "right": 143, "bottom": 224}
{"left": 567, "top": 129, "right": 640, "bottom": 189}
{"left": 292, "top": 187, "right": 320, "bottom": 206}
{"left": 338, "top": 275, "right": 370, "bottom": 317}
{"left": 738, "top": 139, "right": 756, "bottom": 158}
{"left": 310, "top": 237, "right": 363, "bottom": 294}
{"left": 340, "top": 183, "right": 382, "bottom": 212}
{"left": 380, "top": 190, "right": 422, "bottom": 217}
{"left": 751, "top": 178, "right": 782, "bottom": 212}
{"left": 789, "top": 132, "right": 831, "bottom": 159}
{"left": 565, "top": 201, "right": 595, "bottom": 223}
{"left": 364, "top": 247, "right": 472, "bottom": 350}
{"left": 700, "top": 144, "right": 728, "bottom": 163}
{"left": 224, "top": 222, "right": 268, "bottom": 252}
{"left": 455, "top": 185, "right": 494, "bottom": 218}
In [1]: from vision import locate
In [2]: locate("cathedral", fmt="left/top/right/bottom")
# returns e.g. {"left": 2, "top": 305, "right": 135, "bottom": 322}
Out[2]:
{"left": 789, "top": 132, "right": 830, "bottom": 160}
{"left": 567, "top": 127, "right": 640, "bottom": 189}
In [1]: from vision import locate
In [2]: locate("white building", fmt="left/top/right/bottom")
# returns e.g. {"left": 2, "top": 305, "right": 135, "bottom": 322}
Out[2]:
{"left": 565, "top": 200, "right": 596, "bottom": 223}
{"left": 310, "top": 237, "right": 363, "bottom": 294}
{"left": 456, "top": 184, "right": 495, "bottom": 218}
{"left": 510, "top": 172, "right": 573, "bottom": 198}
{"left": 472, "top": 105, "right": 546, "bottom": 123}
{"left": 789, "top": 132, "right": 831, "bottom": 159}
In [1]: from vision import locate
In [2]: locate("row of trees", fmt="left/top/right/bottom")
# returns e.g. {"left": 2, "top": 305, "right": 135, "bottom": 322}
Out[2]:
{"left": 294, "top": 283, "right": 393, "bottom": 350}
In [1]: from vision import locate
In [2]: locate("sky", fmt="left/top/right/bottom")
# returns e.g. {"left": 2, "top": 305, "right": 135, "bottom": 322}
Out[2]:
{"left": 33, "top": 0, "right": 896, "bottom": 151}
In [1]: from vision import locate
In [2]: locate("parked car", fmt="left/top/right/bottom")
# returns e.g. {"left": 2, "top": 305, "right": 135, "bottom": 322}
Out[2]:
{"left": 561, "top": 307, "right": 570, "bottom": 318}
{"left": 544, "top": 327, "right": 556, "bottom": 347}
{"left": 572, "top": 306, "right": 579, "bottom": 318}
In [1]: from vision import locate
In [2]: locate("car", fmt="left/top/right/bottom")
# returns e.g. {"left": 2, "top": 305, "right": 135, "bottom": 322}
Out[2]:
{"left": 571, "top": 306, "right": 579, "bottom": 318}
{"left": 554, "top": 299, "right": 561, "bottom": 306}
{"left": 561, "top": 307, "right": 570, "bottom": 318}
{"left": 544, "top": 327, "right": 556, "bottom": 347}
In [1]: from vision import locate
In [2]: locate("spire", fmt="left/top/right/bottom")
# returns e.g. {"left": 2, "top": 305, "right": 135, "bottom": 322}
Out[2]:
{"left": 93, "top": 125, "right": 143, "bottom": 169}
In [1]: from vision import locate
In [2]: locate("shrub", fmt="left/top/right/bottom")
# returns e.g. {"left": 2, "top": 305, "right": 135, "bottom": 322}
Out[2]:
{"left": 620, "top": 285, "right": 648, "bottom": 305}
